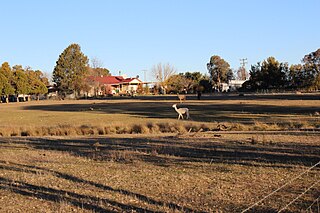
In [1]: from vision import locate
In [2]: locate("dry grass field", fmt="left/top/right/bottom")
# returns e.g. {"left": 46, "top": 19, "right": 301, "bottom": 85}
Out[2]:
{"left": 0, "top": 93, "right": 319, "bottom": 136}
{"left": 0, "top": 93, "right": 319, "bottom": 212}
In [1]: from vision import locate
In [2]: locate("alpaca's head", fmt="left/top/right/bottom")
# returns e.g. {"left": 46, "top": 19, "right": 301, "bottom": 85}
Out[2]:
{"left": 172, "top": 104, "right": 177, "bottom": 108}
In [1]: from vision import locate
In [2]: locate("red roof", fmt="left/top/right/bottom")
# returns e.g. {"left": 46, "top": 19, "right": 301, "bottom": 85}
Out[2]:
{"left": 88, "top": 76, "right": 123, "bottom": 84}
{"left": 88, "top": 76, "right": 141, "bottom": 85}
{"left": 121, "top": 78, "right": 142, "bottom": 83}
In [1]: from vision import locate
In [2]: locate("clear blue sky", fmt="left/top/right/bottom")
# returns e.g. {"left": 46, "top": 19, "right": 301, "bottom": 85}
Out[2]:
{"left": 1, "top": 0, "right": 319, "bottom": 81}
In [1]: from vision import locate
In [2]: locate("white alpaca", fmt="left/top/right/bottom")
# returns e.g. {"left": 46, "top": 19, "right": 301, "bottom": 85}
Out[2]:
{"left": 172, "top": 104, "right": 190, "bottom": 120}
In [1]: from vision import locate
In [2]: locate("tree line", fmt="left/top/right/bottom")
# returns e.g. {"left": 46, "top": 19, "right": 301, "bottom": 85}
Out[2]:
{"left": 53, "top": 45, "right": 320, "bottom": 95}
{"left": 207, "top": 48, "right": 320, "bottom": 92}
{"left": 0, "top": 62, "right": 49, "bottom": 103}
{"left": 1, "top": 43, "right": 111, "bottom": 103}
{"left": 244, "top": 49, "right": 320, "bottom": 91}
{"left": 2, "top": 43, "right": 319, "bottom": 102}
{"left": 151, "top": 63, "right": 212, "bottom": 94}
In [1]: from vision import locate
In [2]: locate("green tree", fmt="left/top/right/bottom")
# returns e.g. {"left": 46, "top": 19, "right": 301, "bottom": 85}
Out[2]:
{"left": 0, "top": 62, "right": 15, "bottom": 103}
{"left": 246, "top": 57, "right": 288, "bottom": 91}
{"left": 246, "top": 63, "right": 263, "bottom": 90}
{"left": 91, "top": 67, "right": 110, "bottom": 77}
{"left": 289, "top": 64, "right": 305, "bottom": 89}
{"left": 198, "top": 74, "right": 212, "bottom": 93}
{"left": 226, "top": 69, "right": 235, "bottom": 81}
{"left": 26, "top": 69, "right": 48, "bottom": 100}
{"left": 165, "top": 74, "right": 186, "bottom": 93}
{"left": 165, "top": 72, "right": 209, "bottom": 94}
{"left": 303, "top": 48, "right": 320, "bottom": 90}
{"left": 0, "top": 73, "right": 6, "bottom": 99}
{"left": 260, "top": 57, "right": 288, "bottom": 89}
{"left": 52, "top": 43, "right": 89, "bottom": 98}
{"left": 183, "top": 71, "right": 201, "bottom": 93}
{"left": 12, "top": 65, "right": 29, "bottom": 102}
{"left": 207, "top": 55, "right": 231, "bottom": 91}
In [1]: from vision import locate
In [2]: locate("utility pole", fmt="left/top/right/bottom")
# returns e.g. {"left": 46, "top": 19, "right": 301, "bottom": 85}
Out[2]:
{"left": 142, "top": 69, "right": 148, "bottom": 93}
{"left": 240, "top": 58, "right": 248, "bottom": 68}
{"left": 239, "top": 58, "right": 248, "bottom": 80}
{"left": 142, "top": 69, "right": 147, "bottom": 83}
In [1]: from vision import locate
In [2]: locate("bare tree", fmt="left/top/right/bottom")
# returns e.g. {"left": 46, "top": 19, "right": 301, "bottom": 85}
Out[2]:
{"left": 91, "top": 57, "right": 104, "bottom": 69}
{"left": 152, "top": 63, "right": 176, "bottom": 94}
{"left": 152, "top": 63, "right": 176, "bottom": 82}
{"left": 237, "top": 67, "right": 249, "bottom": 80}
{"left": 89, "top": 57, "right": 110, "bottom": 77}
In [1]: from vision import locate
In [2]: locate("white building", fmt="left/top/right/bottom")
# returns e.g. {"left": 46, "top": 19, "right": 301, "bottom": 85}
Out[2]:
{"left": 228, "top": 80, "right": 246, "bottom": 92}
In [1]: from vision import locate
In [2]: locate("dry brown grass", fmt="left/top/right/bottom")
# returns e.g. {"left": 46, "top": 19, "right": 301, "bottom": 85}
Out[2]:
{"left": 0, "top": 120, "right": 319, "bottom": 137}
{"left": 0, "top": 95, "right": 319, "bottom": 211}
{"left": 0, "top": 132, "right": 319, "bottom": 212}
{"left": 0, "top": 95, "right": 320, "bottom": 137}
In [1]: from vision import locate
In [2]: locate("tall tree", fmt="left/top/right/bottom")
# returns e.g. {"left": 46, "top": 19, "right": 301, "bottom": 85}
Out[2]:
{"left": 226, "top": 69, "right": 235, "bottom": 81}
{"left": 164, "top": 72, "right": 209, "bottom": 94}
{"left": 303, "top": 48, "right": 320, "bottom": 90}
{"left": 289, "top": 64, "right": 305, "bottom": 89}
{"left": 182, "top": 71, "right": 206, "bottom": 93}
{"left": 207, "top": 55, "right": 231, "bottom": 91}
{"left": 12, "top": 65, "right": 29, "bottom": 102}
{"left": 165, "top": 74, "right": 187, "bottom": 94}
{"left": 52, "top": 43, "right": 89, "bottom": 98}
{"left": 0, "top": 62, "right": 15, "bottom": 103}
{"left": 260, "top": 57, "right": 287, "bottom": 89}
{"left": 26, "top": 69, "right": 48, "bottom": 100}
{"left": 246, "top": 62, "right": 263, "bottom": 90}
{"left": 198, "top": 74, "right": 212, "bottom": 93}
{"left": 246, "top": 57, "right": 288, "bottom": 90}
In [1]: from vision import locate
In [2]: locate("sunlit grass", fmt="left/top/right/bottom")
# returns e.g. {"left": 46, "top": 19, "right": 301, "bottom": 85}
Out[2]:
{"left": 0, "top": 96, "right": 319, "bottom": 136}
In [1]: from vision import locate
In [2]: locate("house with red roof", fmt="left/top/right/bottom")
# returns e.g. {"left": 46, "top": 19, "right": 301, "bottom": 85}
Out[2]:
{"left": 85, "top": 75, "right": 143, "bottom": 97}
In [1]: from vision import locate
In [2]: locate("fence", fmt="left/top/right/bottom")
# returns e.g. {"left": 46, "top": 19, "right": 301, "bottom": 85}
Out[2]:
{"left": 242, "top": 161, "right": 320, "bottom": 212}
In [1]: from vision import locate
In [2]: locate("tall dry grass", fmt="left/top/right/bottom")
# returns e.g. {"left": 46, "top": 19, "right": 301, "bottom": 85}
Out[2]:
{"left": 1, "top": 119, "right": 319, "bottom": 137}
{"left": 0, "top": 122, "right": 196, "bottom": 137}
{"left": 1, "top": 98, "right": 320, "bottom": 137}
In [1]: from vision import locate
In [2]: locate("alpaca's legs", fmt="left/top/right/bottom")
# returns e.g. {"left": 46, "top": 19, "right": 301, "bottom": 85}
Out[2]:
{"left": 178, "top": 113, "right": 183, "bottom": 120}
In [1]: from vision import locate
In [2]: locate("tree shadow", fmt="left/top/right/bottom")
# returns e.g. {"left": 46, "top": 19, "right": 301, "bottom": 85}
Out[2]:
{"left": 8, "top": 134, "right": 320, "bottom": 169}
{"left": 23, "top": 99, "right": 320, "bottom": 123}
{"left": 86, "top": 93, "right": 320, "bottom": 101}
{"left": 1, "top": 134, "right": 319, "bottom": 212}
{"left": 0, "top": 160, "right": 202, "bottom": 213}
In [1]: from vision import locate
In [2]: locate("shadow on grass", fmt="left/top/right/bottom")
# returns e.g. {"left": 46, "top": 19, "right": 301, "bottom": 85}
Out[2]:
{"left": 85, "top": 93, "right": 320, "bottom": 101}
{"left": 8, "top": 135, "right": 320, "bottom": 168}
{"left": 22, "top": 98, "right": 320, "bottom": 123}
{"left": 0, "top": 160, "right": 201, "bottom": 213}
{"left": 1, "top": 133, "right": 319, "bottom": 212}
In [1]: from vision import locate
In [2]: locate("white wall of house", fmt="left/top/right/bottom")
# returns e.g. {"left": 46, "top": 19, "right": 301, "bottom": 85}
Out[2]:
{"left": 122, "top": 84, "right": 139, "bottom": 93}
{"left": 228, "top": 80, "right": 246, "bottom": 91}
